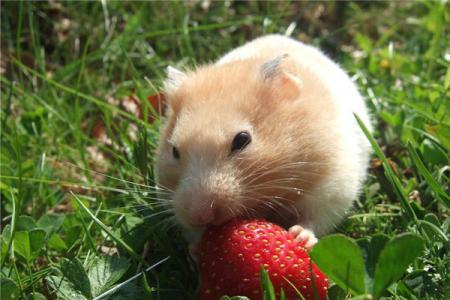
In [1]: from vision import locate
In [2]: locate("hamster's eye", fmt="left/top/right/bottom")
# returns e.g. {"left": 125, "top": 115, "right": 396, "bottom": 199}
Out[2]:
{"left": 231, "top": 131, "right": 251, "bottom": 154}
{"left": 172, "top": 146, "right": 180, "bottom": 160}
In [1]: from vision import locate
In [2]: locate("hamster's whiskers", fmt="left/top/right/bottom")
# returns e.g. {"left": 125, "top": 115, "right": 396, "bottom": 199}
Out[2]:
{"left": 141, "top": 208, "right": 175, "bottom": 221}
{"left": 57, "top": 160, "right": 175, "bottom": 194}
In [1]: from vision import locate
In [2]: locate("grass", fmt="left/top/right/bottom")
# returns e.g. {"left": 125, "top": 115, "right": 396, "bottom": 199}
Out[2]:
{"left": 1, "top": 1, "right": 449, "bottom": 299}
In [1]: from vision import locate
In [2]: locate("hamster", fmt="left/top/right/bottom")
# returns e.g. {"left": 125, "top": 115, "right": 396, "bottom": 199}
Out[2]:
{"left": 155, "top": 34, "right": 372, "bottom": 248}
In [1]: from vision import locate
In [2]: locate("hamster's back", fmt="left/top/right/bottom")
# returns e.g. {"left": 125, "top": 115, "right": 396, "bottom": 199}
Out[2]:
{"left": 218, "top": 34, "right": 372, "bottom": 235}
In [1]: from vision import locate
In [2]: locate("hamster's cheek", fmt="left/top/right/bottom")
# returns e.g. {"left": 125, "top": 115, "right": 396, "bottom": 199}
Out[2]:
{"left": 156, "top": 158, "right": 181, "bottom": 190}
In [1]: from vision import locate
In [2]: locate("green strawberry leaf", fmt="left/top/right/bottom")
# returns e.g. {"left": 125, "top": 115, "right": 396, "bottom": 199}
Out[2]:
{"left": 14, "top": 229, "right": 46, "bottom": 262}
{"left": 88, "top": 255, "right": 130, "bottom": 297}
{"left": 107, "top": 282, "right": 145, "bottom": 300}
{"left": 47, "top": 275, "right": 89, "bottom": 300}
{"left": 60, "top": 258, "right": 92, "bottom": 298}
{"left": 372, "top": 233, "right": 424, "bottom": 299}
{"left": 1, "top": 278, "right": 20, "bottom": 300}
{"left": 25, "top": 292, "right": 47, "bottom": 300}
{"left": 310, "top": 234, "right": 366, "bottom": 296}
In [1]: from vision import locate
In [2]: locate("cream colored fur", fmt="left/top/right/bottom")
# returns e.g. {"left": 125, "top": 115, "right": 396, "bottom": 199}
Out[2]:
{"left": 156, "top": 34, "right": 372, "bottom": 237}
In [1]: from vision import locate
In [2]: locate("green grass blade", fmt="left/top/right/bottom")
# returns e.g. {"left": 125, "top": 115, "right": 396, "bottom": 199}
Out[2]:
{"left": 10, "top": 60, "right": 150, "bottom": 129}
{"left": 407, "top": 142, "right": 450, "bottom": 209}
{"left": 0, "top": 192, "right": 18, "bottom": 269}
{"left": 0, "top": 175, "right": 130, "bottom": 194}
{"left": 70, "top": 192, "right": 145, "bottom": 264}
{"left": 354, "top": 114, "right": 418, "bottom": 222}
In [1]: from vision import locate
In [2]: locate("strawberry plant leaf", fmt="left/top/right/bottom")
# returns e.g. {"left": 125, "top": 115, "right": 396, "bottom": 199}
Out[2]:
{"left": 310, "top": 234, "right": 366, "bottom": 296}
{"left": 47, "top": 275, "right": 89, "bottom": 300}
{"left": 60, "top": 258, "right": 92, "bottom": 298}
{"left": 372, "top": 233, "right": 424, "bottom": 299}
{"left": 25, "top": 292, "right": 47, "bottom": 300}
{"left": 88, "top": 255, "right": 130, "bottom": 297}
{"left": 107, "top": 282, "right": 145, "bottom": 300}
{"left": 1, "top": 278, "right": 20, "bottom": 300}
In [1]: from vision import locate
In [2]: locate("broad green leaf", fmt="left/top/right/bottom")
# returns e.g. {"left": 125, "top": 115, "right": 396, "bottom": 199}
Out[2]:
{"left": 373, "top": 233, "right": 424, "bottom": 299}
{"left": 310, "top": 235, "right": 366, "bottom": 296}
{"left": 420, "top": 139, "right": 449, "bottom": 166}
{"left": 358, "top": 234, "right": 389, "bottom": 292}
{"left": 88, "top": 255, "right": 130, "bottom": 296}
{"left": 37, "top": 213, "right": 65, "bottom": 235}
{"left": 25, "top": 292, "right": 47, "bottom": 300}
{"left": 14, "top": 229, "right": 46, "bottom": 261}
{"left": 60, "top": 258, "right": 92, "bottom": 298}
{"left": 326, "top": 285, "right": 346, "bottom": 300}
{"left": 28, "top": 229, "right": 46, "bottom": 258}
{"left": 1, "top": 224, "right": 12, "bottom": 260}
{"left": 16, "top": 215, "right": 38, "bottom": 231}
{"left": 355, "top": 33, "right": 373, "bottom": 53}
{"left": 379, "top": 111, "right": 403, "bottom": 127}
{"left": 47, "top": 275, "right": 88, "bottom": 300}
{"left": 65, "top": 225, "right": 82, "bottom": 248}
{"left": 1, "top": 278, "right": 20, "bottom": 300}
{"left": 107, "top": 282, "right": 144, "bottom": 300}
{"left": 48, "top": 233, "right": 68, "bottom": 251}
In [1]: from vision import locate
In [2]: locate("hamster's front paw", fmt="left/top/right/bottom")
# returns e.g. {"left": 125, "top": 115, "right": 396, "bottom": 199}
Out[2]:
{"left": 288, "top": 225, "right": 318, "bottom": 250}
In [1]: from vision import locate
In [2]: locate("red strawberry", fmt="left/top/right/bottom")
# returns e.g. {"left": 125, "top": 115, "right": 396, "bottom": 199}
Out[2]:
{"left": 197, "top": 219, "right": 328, "bottom": 300}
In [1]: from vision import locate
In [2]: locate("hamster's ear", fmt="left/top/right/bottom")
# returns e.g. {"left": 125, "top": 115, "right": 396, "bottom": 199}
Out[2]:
{"left": 260, "top": 54, "right": 302, "bottom": 101}
{"left": 164, "top": 66, "right": 187, "bottom": 94}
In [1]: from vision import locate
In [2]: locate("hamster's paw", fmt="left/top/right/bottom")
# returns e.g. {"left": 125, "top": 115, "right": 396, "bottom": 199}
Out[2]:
{"left": 288, "top": 225, "right": 318, "bottom": 250}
